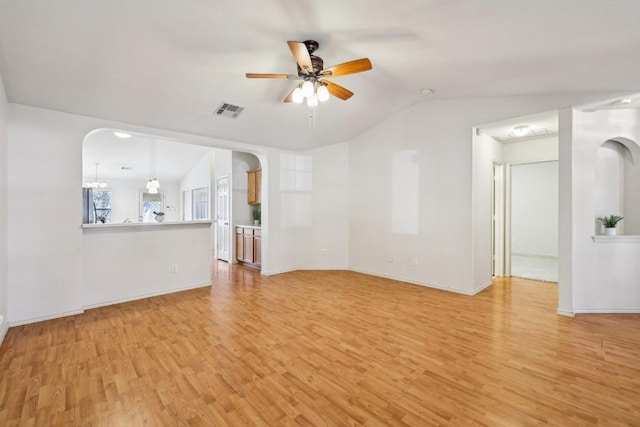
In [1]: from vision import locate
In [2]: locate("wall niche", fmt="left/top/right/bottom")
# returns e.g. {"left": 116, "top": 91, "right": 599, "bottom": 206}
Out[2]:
{"left": 594, "top": 137, "right": 640, "bottom": 235}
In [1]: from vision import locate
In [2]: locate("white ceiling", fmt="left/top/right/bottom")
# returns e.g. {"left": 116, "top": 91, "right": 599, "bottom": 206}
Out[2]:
{"left": 481, "top": 110, "right": 559, "bottom": 143}
{"left": 83, "top": 130, "right": 212, "bottom": 182}
{"left": 1, "top": 1, "right": 640, "bottom": 151}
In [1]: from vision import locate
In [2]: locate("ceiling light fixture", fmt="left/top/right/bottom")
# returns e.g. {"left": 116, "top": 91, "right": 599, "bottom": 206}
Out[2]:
{"left": 613, "top": 98, "right": 632, "bottom": 105}
{"left": 85, "top": 162, "right": 108, "bottom": 188}
{"left": 146, "top": 137, "right": 160, "bottom": 194}
{"left": 114, "top": 131, "right": 132, "bottom": 139}
{"left": 513, "top": 125, "right": 530, "bottom": 137}
{"left": 421, "top": 88, "right": 435, "bottom": 95}
{"left": 292, "top": 80, "right": 330, "bottom": 106}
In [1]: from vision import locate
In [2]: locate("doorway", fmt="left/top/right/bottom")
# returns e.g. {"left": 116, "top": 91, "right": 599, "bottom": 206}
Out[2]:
{"left": 509, "top": 161, "right": 559, "bottom": 282}
{"left": 216, "top": 175, "right": 230, "bottom": 262}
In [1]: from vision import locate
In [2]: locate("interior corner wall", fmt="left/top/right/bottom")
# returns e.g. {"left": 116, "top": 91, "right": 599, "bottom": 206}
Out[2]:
{"left": 296, "top": 142, "right": 350, "bottom": 270}
{"left": 0, "top": 73, "right": 9, "bottom": 344}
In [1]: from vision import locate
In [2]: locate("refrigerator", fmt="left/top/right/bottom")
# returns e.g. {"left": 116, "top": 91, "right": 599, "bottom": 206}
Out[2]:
{"left": 82, "top": 188, "right": 95, "bottom": 224}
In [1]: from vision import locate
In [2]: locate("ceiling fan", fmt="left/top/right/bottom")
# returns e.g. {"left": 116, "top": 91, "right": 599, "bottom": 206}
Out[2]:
{"left": 246, "top": 40, "right": 372, "bottom": 106}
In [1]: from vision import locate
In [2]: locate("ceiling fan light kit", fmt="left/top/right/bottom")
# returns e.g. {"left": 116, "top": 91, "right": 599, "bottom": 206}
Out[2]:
{"left": 246, "top": 40, "right": 372, "bottom": 105}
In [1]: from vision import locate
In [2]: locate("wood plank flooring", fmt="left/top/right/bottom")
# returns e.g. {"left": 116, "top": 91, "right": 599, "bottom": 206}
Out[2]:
{"left": 1, "top": 263, "right": 639, "bottom": 425}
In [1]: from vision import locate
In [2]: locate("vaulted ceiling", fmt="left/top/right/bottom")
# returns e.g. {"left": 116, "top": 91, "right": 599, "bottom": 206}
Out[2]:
{"left": 1, "top": 0, "right": 640, "bottom": 151}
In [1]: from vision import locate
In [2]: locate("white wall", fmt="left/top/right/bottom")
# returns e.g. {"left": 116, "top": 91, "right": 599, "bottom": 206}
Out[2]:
{"left": 503, "top": 136, "right": 558, "bottom": 164}
{"left": 82, "top": 224, "right": 211, "bottom": 309}
{"left": 0, "top": 73, "right": 9, "bottom": 343}
{"left": 624, "top": 141, "right": 640, "bottom": 234}
{"left": 511, "top": 161, "right": 559, "bottom": 256}
{"left": 571, "top": 109, "right": 640, "bottom": 312}
{"left": 472, "top": 132, "right": 503, "bottom": 292}
{"left": 295, "top": 142, "right": 350, "bottom": 270}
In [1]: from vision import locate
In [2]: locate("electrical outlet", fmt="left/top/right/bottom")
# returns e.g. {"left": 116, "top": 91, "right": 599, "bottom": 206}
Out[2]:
{"left": 412, "top": 257, "right": 418, "bottom": 266}
{"left": 171, "top": 264, "right": 178, "bottom": 273}
{"left": 387, "top": 256, "right": 393, "bottom": 262}
{"left": 321, "top": 249, "right": 329, "bottom": 256}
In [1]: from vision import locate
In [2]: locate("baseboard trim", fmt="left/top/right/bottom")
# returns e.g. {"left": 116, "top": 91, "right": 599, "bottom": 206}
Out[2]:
{"left": 348, "top": 268, "right": 465, "bottom": 294}
{"left": 296, "top": 266, "right": 350, "bottom": 271}
{"left": 472, "top": 280, "right": 493, "bottom": 295}
{"left": 9, "top": 308, "right": 85, "bottom": 327}
{"left": 83, "top": 282, "right": 212, "bottom": 311}
{"left": 574, "top": 308, "right": 640, "bottom": 314}
{"left": 557, "top": 309, "right": 575, "bottom": 317}
{"left": 0, "top": 323, "right": 9, "bottom": 348}
{"left": 260, "top": 268, "right": 297, "bottom": 276}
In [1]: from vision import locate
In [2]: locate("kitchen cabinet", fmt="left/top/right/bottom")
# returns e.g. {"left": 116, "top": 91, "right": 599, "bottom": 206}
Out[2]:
{"left": 248, "top": 169, "right": 261, "bottom": 205}
{"left": 236, "top": 227, "right": 261, "bottom": 266}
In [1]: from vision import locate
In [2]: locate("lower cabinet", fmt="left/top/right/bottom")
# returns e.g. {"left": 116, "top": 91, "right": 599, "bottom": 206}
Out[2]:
{"left": 236, "top": 227, "right": 261, "bottom": 266}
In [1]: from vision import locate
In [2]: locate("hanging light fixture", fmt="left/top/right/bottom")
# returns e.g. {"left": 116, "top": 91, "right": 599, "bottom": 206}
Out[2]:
{"left": 146, "top": 137, "right": 160, "bottom": 194}
{"left": 316, "top": 83, "right": 330, "bottom": 102}
{"left": 295, "top": 78, "right": 331, "bottom": 106}
{"left": 85, "top": 162, "right": 108, "bottom": 188}
{"left": 291, "top": 86, "right": 304, "bottom": 104}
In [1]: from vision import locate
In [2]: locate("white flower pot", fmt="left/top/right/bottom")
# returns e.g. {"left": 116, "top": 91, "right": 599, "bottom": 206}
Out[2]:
{"left": 604, "top": 227, "right": 617, "bottom": 236}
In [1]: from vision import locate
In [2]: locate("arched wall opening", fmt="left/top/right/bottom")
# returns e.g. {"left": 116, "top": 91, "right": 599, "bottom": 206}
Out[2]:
{"left": 594, "top": 137, "right": 640, "bottom": 235}
{"left": 81, "top": 128, "right": 266, "bottom": 279}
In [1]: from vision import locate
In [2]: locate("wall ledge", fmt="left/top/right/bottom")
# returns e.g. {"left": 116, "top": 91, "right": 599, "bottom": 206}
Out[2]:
{"left": 82, "top": 220, "right": 212, "bottom": 229}
{"left": 591, "top": 235, "right": 640, "bottom": 243}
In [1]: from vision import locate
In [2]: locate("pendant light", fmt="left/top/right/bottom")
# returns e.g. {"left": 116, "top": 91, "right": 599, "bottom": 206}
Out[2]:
{"left": 146, "top": 137, "right": 160, "bottom": 194}
{"left": 85, "top": 162, "right": 108, "bottom": 188}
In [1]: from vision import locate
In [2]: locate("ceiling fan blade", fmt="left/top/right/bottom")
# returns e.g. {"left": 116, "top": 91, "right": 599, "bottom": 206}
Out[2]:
{"left": 321, "top": 58, "right": 372, "bottom": 77}
{"left": 246, "top": 73, "right": 292, "bottom": 79}
{"left": 324, "top": 80, "right": 354, "bottom": 100}
{"left": 287, "top": 41, "right": 313, "bottom": 74}
{"left": 283, "top": 87, "right": 295, "bottom": 103}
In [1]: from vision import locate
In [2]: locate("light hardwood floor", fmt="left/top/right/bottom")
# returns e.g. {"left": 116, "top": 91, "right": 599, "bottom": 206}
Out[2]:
{"left": 1, "top": 263, "right": 639, "bottom": 426}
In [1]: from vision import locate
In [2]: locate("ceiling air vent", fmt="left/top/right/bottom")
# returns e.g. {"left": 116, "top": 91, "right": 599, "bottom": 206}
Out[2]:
{"left": 215, "top": 102, "right": 244, "bottom": 119}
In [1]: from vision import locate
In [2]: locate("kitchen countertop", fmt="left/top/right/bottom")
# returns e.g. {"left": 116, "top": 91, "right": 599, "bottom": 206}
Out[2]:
{"left": 236, "top": 224, "right": 261, "bottom": 229}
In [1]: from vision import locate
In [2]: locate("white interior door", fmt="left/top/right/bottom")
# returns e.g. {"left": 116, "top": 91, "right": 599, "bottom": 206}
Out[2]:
{"left": 216, "top": 176, "right": 230, "bottom": 261}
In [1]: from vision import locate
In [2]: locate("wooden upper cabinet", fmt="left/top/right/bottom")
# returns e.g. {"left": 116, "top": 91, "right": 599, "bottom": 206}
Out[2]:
{"left": 248, "top": 169, "right": 261, "bottom": 205}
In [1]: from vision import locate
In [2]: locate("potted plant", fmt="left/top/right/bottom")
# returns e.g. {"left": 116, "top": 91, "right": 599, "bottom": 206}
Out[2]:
{"left": 597, "top": 214, "right": 623, "bottom": 235}
{"left": 253, "top": 206, "right": 261, "bottom": 226}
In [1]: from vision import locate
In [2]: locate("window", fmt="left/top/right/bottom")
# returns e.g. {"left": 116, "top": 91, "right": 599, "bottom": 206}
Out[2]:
{"left": 139, "top": 190, "right": 165, "bottom": 223}
{"left": 93, "top": 190, "right": 112, "bottom": 223}
{"left": 192, "top": 187, "right": 209, "bottom": 220}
